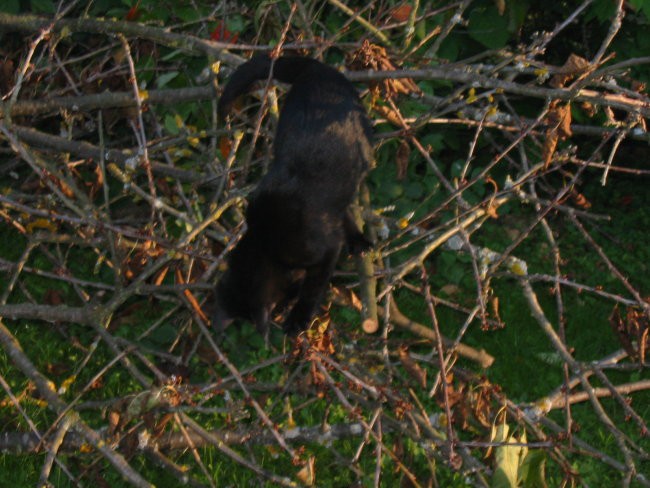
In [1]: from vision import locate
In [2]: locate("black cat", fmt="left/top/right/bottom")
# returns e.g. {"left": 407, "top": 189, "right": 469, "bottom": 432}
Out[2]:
{"left": 213, "top": 54, "right": 373, "bottom": 336}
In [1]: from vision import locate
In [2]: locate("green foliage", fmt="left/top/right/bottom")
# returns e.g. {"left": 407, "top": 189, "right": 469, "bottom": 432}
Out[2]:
{"left": 491, "top": 425, "right": 548, "bottom": 488}
{"left": 0, "top": 0, "right": 20, "bottom": 14}
{"left": 468, "top": 6, "right": 511, "bottom": 49}
{"left": 1, "top": 0, "right": 650, "bottom": 486}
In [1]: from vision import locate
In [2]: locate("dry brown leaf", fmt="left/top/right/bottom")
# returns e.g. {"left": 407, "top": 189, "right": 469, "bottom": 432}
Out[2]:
{"left": 542, "top": 101, "right": 572, "bottom": 168}
{"left": 396, "top": 139, "right": 410, "bottom": 180}
{"left": 390, "top": 4, "right": 412, "bottom": 22}
{"left": 489, "top": 296, "right": 503, "bottom": 328}
{"left": 347, "top": 40, "right": 420, "bottom": 100}
{"left": 373, "top": 103, "right": 403, "bottom": 126}
{"left": 550, "top": 53, "right": 591, "bottom": 88}
{"left": 108, "top": 410, "right": 120, "bottom": 435}
{"left": 631, "top": 80, "right": 646, "bottom": 93}
{"left": 331, "top": 285, "right": 363, "bottom": 310}
{"left": 569, "top": 189, "right": 592, "bottom": 209}
{"left": 86, "top": 162, "right": 104, "bottom": 200}
{"left": 44, "top": 288, "right": 64, "bottom": 306}
{"left": 219, "top": 135, "right": 232, "bottom": 159}
{"left": 551, "top": 102, "right": 573, "bottom": 139}
{"left": 44, "top": 170, "right": 75, "bottom": 199}
{"left": 120, "top": 237, "right": 166, "bottom": 282}
{"left": 296, "top": 456, "right": 316, "bottom": 486}
{"left": 485, "top": 201, "right": 499, "bottom": 219}
{"left": 609, "top": 302, "right": 650, "bottom": 363}
{"left": 175, "top": 268, "right": 209, "bottom": 323}
{"left": 398, "top": 345, "right": 427, "bottom": 389}
{"left": 151, "top": 412, "right": 174, "bottom": 438}
{"left": 470, "top": 379, "right": 495, "bottom": 429}
{"left": 580, "top": 101, "right": 597, "bottom": 118}
{"left": 440, "top": 284, "right": 460, "bottom": 296}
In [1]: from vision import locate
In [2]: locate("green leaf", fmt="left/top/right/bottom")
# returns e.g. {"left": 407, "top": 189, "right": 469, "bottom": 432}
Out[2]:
{"left": 0, "top": 0, "right": 19, "bottom": 14}
{"left": 630, "top": 0, "right": 650, "bottom": 17}
{"left": 438, "top": 34, "right": 460, "bottom": 62}
{"left": 468, "top": 6, "right": 510, "bottom": 49}
{"left": 383, "top": 181, "right": 403, "bottom": 199}
{"left": 420, "top": 133, "right": 446, "bottom": 152}
{"left": 520, "top": 450, "right": 548, "bottom": 488}
{"left": 588, "top": 0, "right": 617, "bottom": 23}
{"left": 156, "top": 71, "right": 180, "bottom": 89}
{"left": 450, "top": 159, "right": 465, "bottom": 178}
{"left": 150, "top": 323, "right": 178, "bottom": 345}
{"left": 404, "top": 181, "right": 424, "bottom": 199}
{"left": 164, "top": 114, "right": 181, "bottom": 135}
{"left": 415, "top": 19, "right": 427, "bottom": 41}
{"left": 176, "top": 6, "right": 202, "bottom": 23}
{"left": 226, "top": 14, "right": 246, "bottom": 33}
{"left": 491, "top": 424, "right": 524, "bottom": 488}
{"left": 437, "top": 251, "right": 465, "bottom": 285}
{"left": 507, "top": 0, "right": 530, "bottom": 32}
{"left": 30, "top": 0, "right": 55, "bottom": 14}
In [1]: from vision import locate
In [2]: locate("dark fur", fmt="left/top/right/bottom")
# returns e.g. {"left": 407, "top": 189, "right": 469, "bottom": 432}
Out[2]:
{"left": 213, "top": 54, "right": 373, "bottom": 335}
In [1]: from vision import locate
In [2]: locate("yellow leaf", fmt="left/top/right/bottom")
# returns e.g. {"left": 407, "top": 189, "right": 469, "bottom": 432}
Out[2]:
{"left": 211, "top": 61, "right": 221, "bottom": 75}
{"left": 174, "top": 114, "right": 184, "bottom": 128}
{"left": 509, "top": 261, "right": 528, "bottom": 276}
{"left": 138, "top": 89, "right": 149, "bottom": 101}
{"left": 467, "top": 87, "right": 477, "bottom": 103}
{"left": 79, "top": 443, "right": 93, "bottom": 453}
{"left": 187, "top": 136, "right": 200, "bottom": 147}
{"left": 296, "top": 456, "right": 316, "bottom": 486}
{"left": 58, "top": 375, "right": 77, "bottom": 394}
{"left": 25, "top": 218, "right": 57, "bottom": 233}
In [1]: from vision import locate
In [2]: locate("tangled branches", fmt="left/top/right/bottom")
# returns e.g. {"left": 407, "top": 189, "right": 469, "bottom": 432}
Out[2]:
{"left": 0, "top": 1, "right": 649, "bottom": 486}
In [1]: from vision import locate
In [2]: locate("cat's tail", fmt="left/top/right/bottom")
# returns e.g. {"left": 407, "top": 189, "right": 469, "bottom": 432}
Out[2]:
{"left": 218, "top": 54, "right": 334, "bottom": 117}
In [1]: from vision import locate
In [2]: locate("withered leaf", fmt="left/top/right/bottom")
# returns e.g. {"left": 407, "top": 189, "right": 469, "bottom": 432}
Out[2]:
{"left": 219, "top": 135, "right": 232, "bottom": 159}
{"left": 87, "top": 162, "right": 104, "bottom": 201}
{"left": 374, "top": 103, "right": 403, "bottom": 127}
{"left": 45, "top": 170, "right": 76, "bottom": 199}
{"left": 398, "top": 345, "right": 427, "bottom": 389}
{"left": 390, "top": 4, "right": 412, "bottom": 22}
{"left": 347, "top": 40, "right": 420, "bottom": 100}
{"left": 609, "top": 303, "right": 650, "bottom": 363}
{"left": 175, "top": 268, "right": 209, "bottom": 323}
{"left": 331, "top": 285, "right": 363, "bottom": 311}
{"left": 569, "top": 189, "right": 592, "bottom": 209}
{"left": 108, "top": 410, "right": 120, "bottom": 435}
{"left": 396, "top": 140, "right": 410, "bottom": 180}
{"left": 542, "top": 101, "right": 572, "bottom": 168}
{"left": 296, "top": 456, "right": 316, "bottom": 486}
{"left": 550, "top": 53, "right": 591, "bottom": 88}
